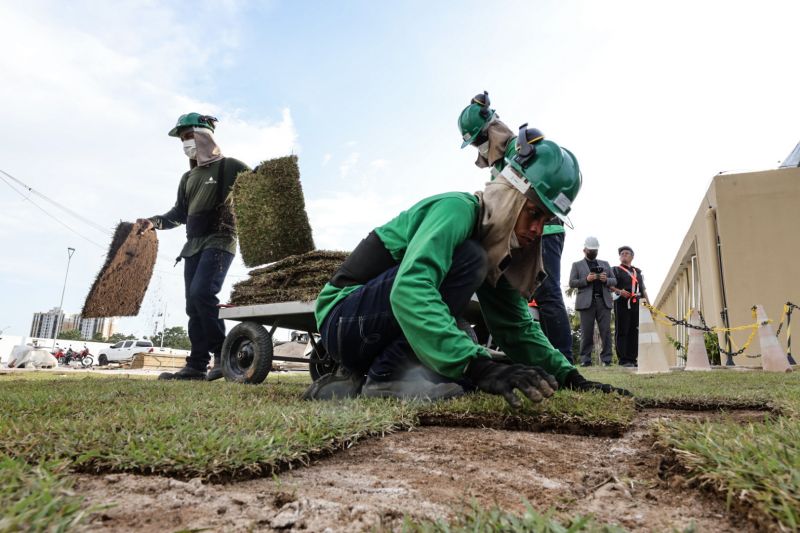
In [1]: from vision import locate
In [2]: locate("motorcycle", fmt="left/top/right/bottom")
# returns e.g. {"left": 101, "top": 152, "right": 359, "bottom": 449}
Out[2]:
{"left": 75, "top": 345, "right": 94, "bottom": 367}
{"left": 55, "top": 345, "right": 93, "bottom": 367}
{"left": 52, "top": 346, "right": 66, "bottom": 363}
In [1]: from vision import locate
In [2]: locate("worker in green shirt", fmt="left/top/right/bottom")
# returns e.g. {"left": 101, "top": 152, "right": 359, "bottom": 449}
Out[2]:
{"left": 305, "top": 125, "right": 630, "bottom": 403}
{"left": 137, "top": 113, "right": 250, "bottom": 381}
{"left": 459, "top": 92, "right": 574, "bottom": 363}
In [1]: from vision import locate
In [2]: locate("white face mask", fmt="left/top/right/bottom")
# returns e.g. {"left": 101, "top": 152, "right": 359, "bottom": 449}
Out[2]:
{"left": 477, "top": 140, "right": 490, "bottom": 157}
{"left": 182, "top": 139, "right": 197, "bottom": 159}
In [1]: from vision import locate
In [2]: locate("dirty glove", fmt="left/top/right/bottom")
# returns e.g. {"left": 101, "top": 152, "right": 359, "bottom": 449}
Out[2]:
{"left": 465, "top": 358, "right": 558, "bottom": 408}
{"left": 563, "top": 369, "right": 632, "bottom": 396}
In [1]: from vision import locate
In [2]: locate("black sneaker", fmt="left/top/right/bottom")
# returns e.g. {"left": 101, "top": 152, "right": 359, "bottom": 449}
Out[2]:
{"left": 158, "top": 366, "right": 207, "bottom": 381}
{"left": 206, "top": 367, "right": 224, "bottom": 381}
{"left": 206, "top": 357, "right": 224, "bottom": 381}
{"left": 302, "top": 366, "right": 365, "bottom": 400}
{"left": 361, "top": 376, "right": 464, "bottom": 401}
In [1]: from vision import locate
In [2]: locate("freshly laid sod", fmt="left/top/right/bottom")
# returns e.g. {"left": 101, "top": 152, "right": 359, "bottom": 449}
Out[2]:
{"left": 418, "top": 389, "right": 636, "bottom": 437}
{"left": 2, "top": 368, "right": 799, "bottom": 531}
{"left": 403, "top": 501, "right": 628, "bottom": 533}
{"left": 0, "top": 378, "right": 417, "bottom": 481}
{"left": 0, "top": 454, "right": 89, "bottom": 532}
{"left": 656, "top": 416, "right": 800, "bottom": 529}
{"left": 581, "top": 367, "right": 800, "bottom": 413}
{"left": 578, "top": 367, "right": 800, "bottom": 530}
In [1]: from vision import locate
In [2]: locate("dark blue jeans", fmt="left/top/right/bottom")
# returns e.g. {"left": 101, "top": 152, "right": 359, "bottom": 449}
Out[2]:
{"left": 183, "top": 248, "right": 234, "bottom": 371}
{"left": 320, "top": 240, "right": 488, "bottom": 382}
{"left": 532, "top": 232, "right": 574, "bottom": 363}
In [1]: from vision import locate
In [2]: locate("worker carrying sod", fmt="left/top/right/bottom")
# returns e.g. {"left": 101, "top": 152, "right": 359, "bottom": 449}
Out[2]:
{"left": 137, "top": 113, "right": 250, "bottom": 381}
{"left": 304, "top": 124, "right": 630, "bottom": 403}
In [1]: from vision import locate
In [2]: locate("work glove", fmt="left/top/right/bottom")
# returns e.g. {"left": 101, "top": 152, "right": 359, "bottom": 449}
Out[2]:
{"left": 465, "top": 358, "right": 558, "bottom": 408}
{"left": 563, "top": 369, "right": 632, "bottom": 396}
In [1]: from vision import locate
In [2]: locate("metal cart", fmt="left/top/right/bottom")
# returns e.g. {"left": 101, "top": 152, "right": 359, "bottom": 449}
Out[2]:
{"left": 217, "top": 298, "right": 499, "bottom": 384}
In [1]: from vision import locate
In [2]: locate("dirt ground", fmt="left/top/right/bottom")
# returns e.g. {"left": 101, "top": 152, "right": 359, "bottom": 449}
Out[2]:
{"left": 75, "top": 409, "right": 768, "bottom": 532}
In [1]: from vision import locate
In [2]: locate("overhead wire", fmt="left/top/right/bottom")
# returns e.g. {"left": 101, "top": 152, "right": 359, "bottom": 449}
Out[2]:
{"left": 0, "top": 172, "right": 108, "bottom": 249}
{"left": 0, "top": 168, "right": 114, "bottom": 236}
{"left": 1, "top": 167, "right": 249, "bottom": 278}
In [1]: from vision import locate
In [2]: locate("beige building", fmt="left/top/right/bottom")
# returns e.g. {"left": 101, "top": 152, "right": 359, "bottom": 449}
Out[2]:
{"left": 654, "top": 165, "right": 800, "bottom": 366}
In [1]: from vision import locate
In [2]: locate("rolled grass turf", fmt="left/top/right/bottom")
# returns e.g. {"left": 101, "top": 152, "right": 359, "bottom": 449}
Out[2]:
{"left": 229, "top": 249, "right": 348, "bottom": 305}
{"left": 82, "top": 221, "right": 158, "bottom": 317}
{"left": 233, "top": 155, "right": 315, "bottom": 268}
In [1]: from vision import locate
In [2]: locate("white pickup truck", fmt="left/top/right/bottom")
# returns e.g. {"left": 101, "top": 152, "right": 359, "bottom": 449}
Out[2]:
{"left": 97, "top": 339, "right": 154, "bottom": 365}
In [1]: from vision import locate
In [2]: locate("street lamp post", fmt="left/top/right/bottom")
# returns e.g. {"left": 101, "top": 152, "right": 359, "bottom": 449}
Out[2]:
{"left": 53, "top": 247, "right": 76, "bottom": 349}
{"left": 160, "top": 303, "right": 168, "bottom": 349}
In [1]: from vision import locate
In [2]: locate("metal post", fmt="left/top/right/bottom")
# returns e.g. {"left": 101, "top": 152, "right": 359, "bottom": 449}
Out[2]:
{"left": 787, "top": 309, "right": 796, "bottom": 365}
{"left": 52, "top": 247, "right": 76, "bottom": 349}
{"left": 160, "top": 303, "right": 167, "bottom": 349}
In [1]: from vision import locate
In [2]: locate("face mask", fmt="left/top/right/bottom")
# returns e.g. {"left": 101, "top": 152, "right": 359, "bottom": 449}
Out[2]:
{"left": 182, "top": 139, "right": 197, "bottom": 159}
{"left": 586, "top": 250, "right": 598, "bottom": 260}
{"left": 477, "top": 140, "right": 490, "bottom": 158}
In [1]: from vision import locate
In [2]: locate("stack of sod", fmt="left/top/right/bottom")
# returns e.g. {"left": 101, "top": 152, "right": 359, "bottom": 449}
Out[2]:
{"left": 229, "top": 250, "right": 348, "bottom": 305}
{"left": 232, "top": 155, "right": 315, "bottom": 267}
{"left": 82, "top": 222, "right": 158, "bottom": 317}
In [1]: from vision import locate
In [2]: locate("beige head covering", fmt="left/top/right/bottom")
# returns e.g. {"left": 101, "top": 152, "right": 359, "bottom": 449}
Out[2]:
{"left": 474, "top": 175, "right": 546, "bottom": 299}
{"left": 474, "top": 119, "right": 515, "bottom": 169}
{"left": 192, "top": 127, "right": 224, "bottom": 167}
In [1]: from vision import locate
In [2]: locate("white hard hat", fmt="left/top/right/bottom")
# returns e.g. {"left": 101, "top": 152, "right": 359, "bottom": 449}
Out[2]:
{"left": 584, "top": 236, "right": 600, "bottom": 250}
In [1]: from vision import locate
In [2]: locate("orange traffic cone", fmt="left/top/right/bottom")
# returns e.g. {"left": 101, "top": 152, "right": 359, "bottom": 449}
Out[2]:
{"left": 685, "top": 309, "right": 712, "bottom": 371}
{"left": 637, "top": 304, "right": 670, "bottom": 374}
{"left": 755, "top": 305, "right": 792, "bottom": 373}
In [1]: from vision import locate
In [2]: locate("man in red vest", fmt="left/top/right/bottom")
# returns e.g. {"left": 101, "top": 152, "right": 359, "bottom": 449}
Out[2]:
{"left": 612, "top": 246, "right": 649, "bottom": 367}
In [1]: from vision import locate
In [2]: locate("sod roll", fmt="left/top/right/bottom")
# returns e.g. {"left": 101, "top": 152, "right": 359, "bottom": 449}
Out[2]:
{"left": 82, "top": 222, "right": 158, "bottom": 317}
{"left": 229, "top": 250, "right": 348, "bottom": 305}
{"left": 233, "top": 155, "right": 315, "bottom": 267}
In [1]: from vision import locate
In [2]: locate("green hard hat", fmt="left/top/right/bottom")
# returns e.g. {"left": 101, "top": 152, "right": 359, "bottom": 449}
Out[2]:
{"left": 458, "top": 91, "right": 496, "bottom": 148}
{"left": 499, "top": 124, "right": 582, "bottom": 223}
{"left": 168, "top": 112, "right": 218, "bottom": 137}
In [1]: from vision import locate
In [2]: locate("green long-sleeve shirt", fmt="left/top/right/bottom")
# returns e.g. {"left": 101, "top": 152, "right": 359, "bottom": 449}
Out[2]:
{"left": 149, "top": 157, "right": 250, "bottom": 258}
{"left": 314, "top": 192, "right": 575, "bottom": 384}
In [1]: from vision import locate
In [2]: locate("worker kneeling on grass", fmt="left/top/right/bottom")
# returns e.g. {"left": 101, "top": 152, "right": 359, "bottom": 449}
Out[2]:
{"left": 304, "top": 126, "right": 631, "bottom": 404}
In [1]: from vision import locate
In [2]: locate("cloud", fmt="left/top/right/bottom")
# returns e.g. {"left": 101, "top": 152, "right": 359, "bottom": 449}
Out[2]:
{"left": 322, "top": 153, "right": 332, "bottom": 166}
{"left": 338, "top": 152, "right": 360, "bottom": 179}
{"left": 0, "top": 2, "right": 297, "bottom": 338}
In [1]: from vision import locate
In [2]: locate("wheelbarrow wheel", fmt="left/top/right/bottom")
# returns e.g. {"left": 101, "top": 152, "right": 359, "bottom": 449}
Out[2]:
{"left": 308, "top": 341, "right": 338, "bottom": 382}
{"left": 222, "top": 322, "right": 273, "bottom": 384}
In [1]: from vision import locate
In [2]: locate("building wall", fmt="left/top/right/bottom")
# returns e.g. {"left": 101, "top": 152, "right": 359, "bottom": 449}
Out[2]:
{"left": 655, "top": 167, "right": 800, "bottom": 365}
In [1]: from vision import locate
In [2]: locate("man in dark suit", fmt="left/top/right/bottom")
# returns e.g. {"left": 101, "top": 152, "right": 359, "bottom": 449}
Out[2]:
{"left": 569, "top": 237, "right": 616, "bottom": 366}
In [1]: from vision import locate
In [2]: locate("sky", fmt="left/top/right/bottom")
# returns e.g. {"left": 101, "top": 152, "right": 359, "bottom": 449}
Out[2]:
{"left": 1, "top": 0, "right": 799, "bottom": 340}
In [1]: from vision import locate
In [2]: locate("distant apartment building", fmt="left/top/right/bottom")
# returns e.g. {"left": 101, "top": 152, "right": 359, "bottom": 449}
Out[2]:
{"left": 61, "top": 313, "right": 82, "bottom": 332}
{"left": 30, "top": 308, "right": 64, "bottom": 339}
{"left": 29, "top": 309, "right": 117, "bottom": 340}
{"left": 80, "top": 317, "right": 116, "bottom": 340}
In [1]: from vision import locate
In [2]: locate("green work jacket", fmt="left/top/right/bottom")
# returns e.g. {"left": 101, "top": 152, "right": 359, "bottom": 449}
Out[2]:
{"left": 315, "top": 192, "right": 575, "bottom": 384}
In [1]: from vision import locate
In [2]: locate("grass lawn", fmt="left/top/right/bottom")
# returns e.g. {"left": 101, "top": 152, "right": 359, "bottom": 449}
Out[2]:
{"left": 1, "top": 367, "right": 798, "bottom": 530}
{"left": 0, "top": 454, "right": 89, "bottom": 532}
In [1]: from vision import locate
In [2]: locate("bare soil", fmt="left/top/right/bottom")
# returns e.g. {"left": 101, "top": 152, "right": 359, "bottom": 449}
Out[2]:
{"left": 75, "top": 409, "right": 768, "bottom": 532}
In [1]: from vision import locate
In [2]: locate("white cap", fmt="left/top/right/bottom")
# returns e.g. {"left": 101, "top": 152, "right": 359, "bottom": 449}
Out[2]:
{"left": 584, "top": 236, "right": 599, "bottom": 250}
